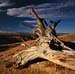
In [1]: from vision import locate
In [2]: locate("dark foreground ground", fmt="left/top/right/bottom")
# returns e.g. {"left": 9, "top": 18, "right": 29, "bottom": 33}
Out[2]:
{"left": 0, "top": 33, "right": 75, "bottom": 74}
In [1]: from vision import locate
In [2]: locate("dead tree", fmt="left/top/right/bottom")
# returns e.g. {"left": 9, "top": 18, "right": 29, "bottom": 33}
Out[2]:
{"left": 28, "top": 8, "right": 49, "bottom": 36}
{"left": 13, "top": 8, "right": 75, "bottom": 70}
{"left": 45, "top": 21, "right": 73, "bottom": 51}
{"left": 49, "top": 20, "right": 61, "bottom": 36}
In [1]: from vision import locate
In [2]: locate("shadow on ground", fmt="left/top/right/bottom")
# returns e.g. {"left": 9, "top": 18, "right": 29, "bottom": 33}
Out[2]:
{"left": 63, "top": 41, "right": 75, "bottom": 49}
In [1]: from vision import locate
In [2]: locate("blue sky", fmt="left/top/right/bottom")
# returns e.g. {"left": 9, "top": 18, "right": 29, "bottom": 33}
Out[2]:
{"left": 0, "top": 0, "right": 75, "bottom": 33}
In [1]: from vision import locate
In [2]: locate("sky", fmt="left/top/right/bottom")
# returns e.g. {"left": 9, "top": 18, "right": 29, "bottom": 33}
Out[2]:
{"left": 0, "top": 0, "right": 75, "bottom": 33}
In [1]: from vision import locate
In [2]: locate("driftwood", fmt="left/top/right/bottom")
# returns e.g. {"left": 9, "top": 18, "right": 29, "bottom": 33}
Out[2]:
{"left": 13, "top": 8, "right": 75, "bottom": 70}
{"left": 13, "top": 36, "right": 75, "bottom": 70}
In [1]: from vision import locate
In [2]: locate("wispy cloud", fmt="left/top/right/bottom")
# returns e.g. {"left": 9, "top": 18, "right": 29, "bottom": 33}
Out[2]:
{"left": 6, "top": 1, "right": 75, "bottom": 19}
{"left": 7, "top": 8, "right": 21, "bottom": 16}
{"left": 23, "top": 20, "right": 36, "bottom": 23}
{"left": 0, "top": 0, "right": 75, "bottom": 33}
{"left": 0, "top": 1, "right": 13, "bottom": 7}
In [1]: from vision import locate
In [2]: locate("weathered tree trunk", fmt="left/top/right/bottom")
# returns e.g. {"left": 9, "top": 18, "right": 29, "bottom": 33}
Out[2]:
{"left": 13, "top": 36, "right": 75, "bottom": 70}
{"left": 13, "top": 8, "right": 75, "bottom": 70}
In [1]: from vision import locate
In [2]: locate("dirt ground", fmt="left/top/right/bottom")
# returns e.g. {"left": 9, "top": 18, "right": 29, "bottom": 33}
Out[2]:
{"left": 0, "top": 33, "right": 75, "bottom": 74}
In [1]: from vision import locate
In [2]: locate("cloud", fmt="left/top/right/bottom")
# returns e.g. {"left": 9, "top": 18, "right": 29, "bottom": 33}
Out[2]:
{"left": 7, "top": 8, "right": 21, "bottom": 16}
{"left": 0, "top": 1, "right": 13, "bottom": 7}
{"left": 5, "top": 0, "right": 75, "bottom": 23}
{"left": 7, "top": 1, "right": 75, "bottom": 16}
{"left": 0, "top": 0, "right": 75, "bottom": 33}
{"left": 7, "top": 6, "right": 32, "bottom": 16}
{"left": 23, "top": 20, "right": 36, "bottom": 23}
